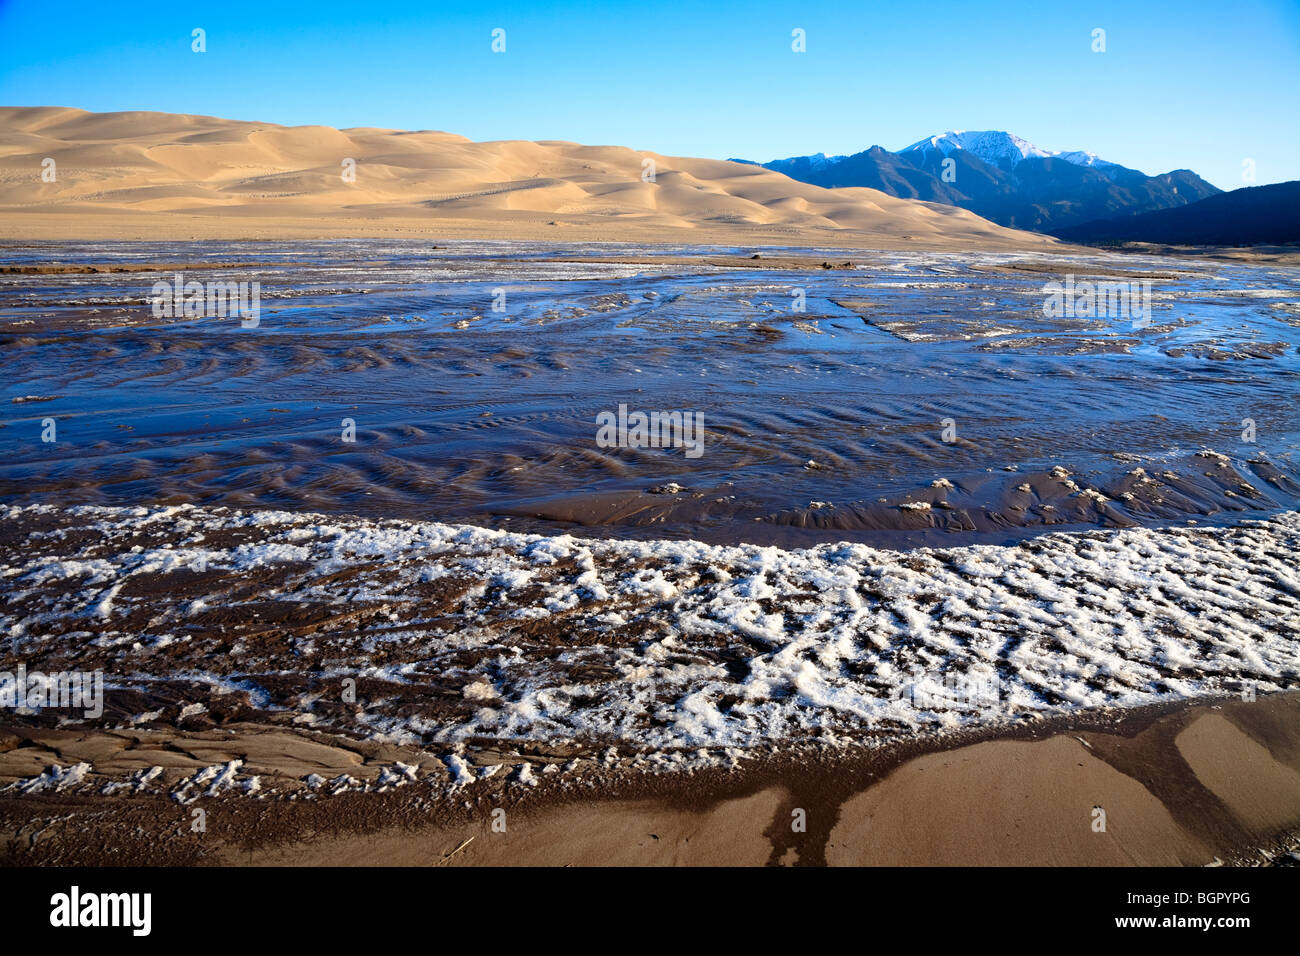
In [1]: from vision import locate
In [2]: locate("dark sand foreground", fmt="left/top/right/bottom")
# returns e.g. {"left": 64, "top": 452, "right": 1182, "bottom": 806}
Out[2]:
{"left": 3, "top": 693, "right": 1297, "bottom": 866}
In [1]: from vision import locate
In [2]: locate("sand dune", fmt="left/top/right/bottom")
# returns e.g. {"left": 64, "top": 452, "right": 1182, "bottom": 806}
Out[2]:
{"left": 0, "top": 106, "right": 1059, "bottom": 248}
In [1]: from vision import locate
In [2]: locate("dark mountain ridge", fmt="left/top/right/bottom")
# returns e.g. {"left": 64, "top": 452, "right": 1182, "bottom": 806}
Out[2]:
{"left": 737, "top": 131, "right": 1222, "bottom": 233}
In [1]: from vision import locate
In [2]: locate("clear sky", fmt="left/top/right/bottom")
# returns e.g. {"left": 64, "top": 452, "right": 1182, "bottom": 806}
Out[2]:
{"left": 1, "top": 0, "right": 1297, "bottom": 189}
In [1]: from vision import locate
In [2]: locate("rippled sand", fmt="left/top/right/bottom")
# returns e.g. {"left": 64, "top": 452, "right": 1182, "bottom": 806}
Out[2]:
{"left": 2, "top": 240, "right": 1298, "bottom": 546}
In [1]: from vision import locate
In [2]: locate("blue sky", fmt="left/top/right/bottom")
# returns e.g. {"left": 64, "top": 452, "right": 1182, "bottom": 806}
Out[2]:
{"left": 1, "top": 0, "right": 1297, "bottom": 189}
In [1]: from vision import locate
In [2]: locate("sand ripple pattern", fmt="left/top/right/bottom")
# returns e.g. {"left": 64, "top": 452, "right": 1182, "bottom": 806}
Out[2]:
{"left": 3, "top": 242, "right": 1299, "bottom": 545}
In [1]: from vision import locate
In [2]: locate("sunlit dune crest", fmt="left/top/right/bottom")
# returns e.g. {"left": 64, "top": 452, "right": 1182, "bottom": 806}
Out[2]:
{"left": 0, "top": 106, "right": 1060, "bottom": 248}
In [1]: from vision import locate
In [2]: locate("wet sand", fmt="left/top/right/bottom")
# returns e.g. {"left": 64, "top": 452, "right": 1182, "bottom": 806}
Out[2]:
{"left": 2, "top": 693, "right": 1297, "bottom": 866}
{"left": 3, "top": 240, "right": 1298, "bottom": 548}
{"left": 2, "top": 239, "right": 1298, "bottom": 868}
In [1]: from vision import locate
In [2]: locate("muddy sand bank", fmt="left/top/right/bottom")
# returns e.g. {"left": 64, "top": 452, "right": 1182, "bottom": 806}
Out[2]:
{"left": 1, "top": 693, "right": 1297, "bottom": 866}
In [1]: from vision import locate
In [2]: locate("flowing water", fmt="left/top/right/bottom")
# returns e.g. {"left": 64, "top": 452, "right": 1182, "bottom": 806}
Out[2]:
{"left": 2, "top": 239, "right": 1298, "bottom": 547}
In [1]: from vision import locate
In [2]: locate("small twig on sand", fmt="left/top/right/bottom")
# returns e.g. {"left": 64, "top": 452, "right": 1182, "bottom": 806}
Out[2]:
{"left": 439, "top": 837, "right": 474, "bottom": 865}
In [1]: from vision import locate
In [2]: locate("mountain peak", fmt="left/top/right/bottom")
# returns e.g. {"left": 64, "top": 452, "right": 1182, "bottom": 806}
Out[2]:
{"left": 749, "top": 130, "right": 1221, "bottom": 233}
{"left": 900, "top": 130, "right": 1119, "bottom": 172}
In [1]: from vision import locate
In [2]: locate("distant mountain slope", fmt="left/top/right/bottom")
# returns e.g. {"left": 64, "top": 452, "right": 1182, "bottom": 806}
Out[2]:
{"left": 743, "top": 131, "right": 1221, "bottom": 233}
{"left": 0, "top": 107, "right": 1059, "bottom": 248}
{"left": 1055, "top": 181, "right": 1300, "bottom": 245}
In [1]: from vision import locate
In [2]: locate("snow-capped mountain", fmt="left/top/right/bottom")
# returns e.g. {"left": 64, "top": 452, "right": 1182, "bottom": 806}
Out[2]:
{"left": 1054, "top": 149, "right": 1118, "bottom": 170}
{"left": 899, "top": 130, "right": 1121, "bottom": 173}
{"left": 742, "top": 131, "right": 1219, "bottom": 234}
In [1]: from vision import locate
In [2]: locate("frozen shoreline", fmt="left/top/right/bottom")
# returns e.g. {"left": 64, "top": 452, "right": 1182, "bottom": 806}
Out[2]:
{"left": 3, "top": 502, "right": 1297, "bottom": 760}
